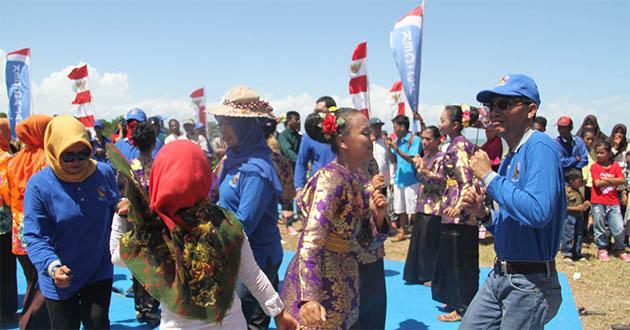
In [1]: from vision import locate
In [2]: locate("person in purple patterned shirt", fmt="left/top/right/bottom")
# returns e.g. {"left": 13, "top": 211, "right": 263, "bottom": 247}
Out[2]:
{"left": 281, "top": 108, "right": 389, "bottom": 329}
{"left": 432, "top": 105, "right": 482, "bottom": 322}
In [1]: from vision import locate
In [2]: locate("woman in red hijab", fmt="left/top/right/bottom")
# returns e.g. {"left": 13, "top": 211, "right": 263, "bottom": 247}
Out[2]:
{"left": 109, "top": 140, "right": 297, "bottom": 329}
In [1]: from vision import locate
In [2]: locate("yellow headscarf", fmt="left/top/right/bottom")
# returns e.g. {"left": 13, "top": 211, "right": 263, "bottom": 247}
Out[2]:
{"left": 44, "top": 115, "right": 97, "bottom": 182}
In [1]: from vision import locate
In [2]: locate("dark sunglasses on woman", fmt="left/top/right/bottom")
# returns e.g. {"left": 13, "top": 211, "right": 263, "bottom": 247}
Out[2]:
{"left": 61, "top": 149, "right": 91, "bottom": 163}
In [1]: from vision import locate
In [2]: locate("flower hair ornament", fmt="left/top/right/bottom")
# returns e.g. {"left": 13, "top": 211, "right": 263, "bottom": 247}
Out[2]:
{"left": 461, "top": 104, "right": 471, "bottom": 128}
{"left": 318, "top": 112, "right": 345, "bottom": 140}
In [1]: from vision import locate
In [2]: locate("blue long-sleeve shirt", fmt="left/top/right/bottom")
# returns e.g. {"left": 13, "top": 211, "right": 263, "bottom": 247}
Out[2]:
{"left": 294, "top": 134, "right": 335, "bottom": 189}
{"left": 114, "top": 137, "right": 163, "bottom": 161}
{"left": 23, "top": 162, "right": 120, "bottom": 300}
{"left": 219, "top": 170, "right": 283, "bottom": 268}
{"left": 555, "top": 135, "right": 589, "bottom": 170}
{"left": 483, "top": 130, "right": 566, "bottom": 262}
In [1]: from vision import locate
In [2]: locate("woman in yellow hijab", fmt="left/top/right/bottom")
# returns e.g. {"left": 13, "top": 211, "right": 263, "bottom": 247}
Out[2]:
{"left": 23, "top": 115, "right": 120, "bottom": 329}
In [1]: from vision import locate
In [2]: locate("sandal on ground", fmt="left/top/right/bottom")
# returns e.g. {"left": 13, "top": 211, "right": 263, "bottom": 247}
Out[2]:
{"left": 437, "top": 311, "right": 462, "bottom": 322}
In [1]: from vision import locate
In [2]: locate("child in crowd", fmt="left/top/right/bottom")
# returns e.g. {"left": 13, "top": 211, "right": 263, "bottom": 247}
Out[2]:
{"left": 561, "top": 169, "right": 589, "bottom": 264}
{"left": 590, "top": 141, "right": 629, "bottom": 262}
{"left": 580, "top": 128, "right": 596, "bottom": 238}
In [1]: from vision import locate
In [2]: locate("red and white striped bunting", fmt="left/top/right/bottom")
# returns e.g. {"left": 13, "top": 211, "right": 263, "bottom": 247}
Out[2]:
{"left": 68, "top": 64, "right": 95, "bottom": 128}
{"left": 349, "top": 41, "right": 370, "bottom": 118}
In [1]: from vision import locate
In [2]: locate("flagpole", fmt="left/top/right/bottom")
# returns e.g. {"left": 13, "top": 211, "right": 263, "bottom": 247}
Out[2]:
{"left": 365, "top": 41, "right": 372, "bottom": 118}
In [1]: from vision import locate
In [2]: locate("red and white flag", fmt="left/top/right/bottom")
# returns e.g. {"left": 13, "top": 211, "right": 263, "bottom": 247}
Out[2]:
{"left": 349, "top": 41, "right": 370, "bottom": 118}
{"left": 388, "top": 81, "right": 405, "bottom": 118}
{"left": 68, "top": 64, "right": 95, "bottom": 128}
{"left": 190, "top": 87, "right": 206, "bottom": 126}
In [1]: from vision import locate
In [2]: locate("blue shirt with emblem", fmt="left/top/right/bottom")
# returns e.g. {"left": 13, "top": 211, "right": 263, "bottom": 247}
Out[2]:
{"left": 483, "top": 130, "right": 566, "bottom": 262}
{"left": 392, "top": 132, "right": 422, "bottom": 187}
{"left": 23, "top": 162, "right": 120, "bottom": 300}
{"left": 218, "top": 169, "right": 283, "bottom": 268}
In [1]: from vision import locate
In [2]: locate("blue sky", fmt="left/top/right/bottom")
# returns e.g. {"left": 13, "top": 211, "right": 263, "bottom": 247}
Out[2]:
{"left": 1, "top": 0, "right": 629, "bottom": 135}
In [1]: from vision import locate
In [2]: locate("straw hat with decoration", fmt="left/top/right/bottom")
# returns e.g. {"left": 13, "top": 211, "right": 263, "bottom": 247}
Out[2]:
{"left": 208, "top": 85, "right": 274, "bottom": 119}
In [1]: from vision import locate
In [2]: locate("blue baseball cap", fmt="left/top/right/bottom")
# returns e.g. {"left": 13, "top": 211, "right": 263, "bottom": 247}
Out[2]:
{"left": 126, "top": 108, "right": 147, "bottom": 122}
{"left": 476, "top": 74, "right": 541, "bottom": 106}
{"left": 94, "top": 120, "right": 104, "bottom": 128}
{"left": 369, "top": 117, "right": 385, "bottom": 126}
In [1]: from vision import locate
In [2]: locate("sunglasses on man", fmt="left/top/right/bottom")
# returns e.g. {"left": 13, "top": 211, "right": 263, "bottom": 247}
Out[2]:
{"left": 483, "top": 97, "right": 532, "bottom": 112}
{"left": 61, "top": 149, "right": 91, "bottom": 163}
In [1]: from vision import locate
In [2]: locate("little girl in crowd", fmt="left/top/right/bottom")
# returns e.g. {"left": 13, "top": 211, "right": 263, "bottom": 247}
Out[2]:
{"left": 590, "top": 141, "right": 629, "bottom": 261}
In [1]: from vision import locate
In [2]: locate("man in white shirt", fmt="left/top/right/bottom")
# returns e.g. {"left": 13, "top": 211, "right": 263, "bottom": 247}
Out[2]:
{"left": 164, "top": 119, "right": 183, "bottom": 144}
{"left": 370, "top": 117, "right": 390, "bottom": 183}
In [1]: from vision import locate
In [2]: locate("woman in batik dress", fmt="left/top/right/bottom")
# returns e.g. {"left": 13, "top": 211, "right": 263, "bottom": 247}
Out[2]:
{"left": 431, "top": 105, "right": 482, "bottom": 322}
{"left": 281, "top": 108, "right": 389, "bottom": 329}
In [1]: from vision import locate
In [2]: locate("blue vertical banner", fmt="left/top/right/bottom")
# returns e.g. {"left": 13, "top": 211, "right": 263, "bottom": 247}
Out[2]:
{"left": 5, "top": 48, "right": 32, "bottom": 138}
{"left": 390, "top": 5, "right": 424, "bottom": 132}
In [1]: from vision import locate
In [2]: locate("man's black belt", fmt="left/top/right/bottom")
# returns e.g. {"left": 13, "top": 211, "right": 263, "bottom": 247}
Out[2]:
{"left": 494, "top": 258, "right": 556, "bottom": 275}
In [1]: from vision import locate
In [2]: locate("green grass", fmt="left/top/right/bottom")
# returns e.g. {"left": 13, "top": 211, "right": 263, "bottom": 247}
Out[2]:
{"left": 278, "top": 224, "right": 630, "bottom": 330}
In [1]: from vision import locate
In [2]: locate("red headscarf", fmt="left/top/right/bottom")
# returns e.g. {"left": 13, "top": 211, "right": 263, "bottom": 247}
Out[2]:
{"left": 149, "top": 140, "right": 212, "bottom": 231}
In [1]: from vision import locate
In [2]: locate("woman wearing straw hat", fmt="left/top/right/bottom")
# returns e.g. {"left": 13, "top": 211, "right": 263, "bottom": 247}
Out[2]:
{"left": 208, "top": 85, "right": 285, "bottom": 330}
{"left": 23, "top": 115, "right": 120, "bottom": 329}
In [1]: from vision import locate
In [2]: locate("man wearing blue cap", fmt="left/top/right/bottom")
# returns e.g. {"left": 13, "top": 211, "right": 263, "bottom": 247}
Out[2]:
{"left": 460, "top": 74, "right": 564, "bottom": 329}
{"left": 114, "top": 108, "right": 163, "bottom": 161}
{"left": 91, "top": 119, "right": 110, "bottom": 162}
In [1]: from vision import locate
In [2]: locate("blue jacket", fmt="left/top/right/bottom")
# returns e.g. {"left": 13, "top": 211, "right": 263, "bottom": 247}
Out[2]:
{"left": 23, "top": 163, "right": 120, "bottom": 300}
{"left": 219, "top": 170, "right": 283, "bottom": 268}
{"left": 483, "top": 130, "right": 566, "bottom": 262}
{"left": 555, "top": 135, "right": 589, "bottom": 170}
{"left": 114, "top": 137, "right": 163, "bottom": 162}
{"left": 294, "top": 134, "right": 335, "bottom": 189}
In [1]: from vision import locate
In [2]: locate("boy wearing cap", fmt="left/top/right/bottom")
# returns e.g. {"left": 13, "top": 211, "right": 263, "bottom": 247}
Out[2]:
{"left": 182, "top": 118, "right": 210, "bottom": 154}
{"left": 555, "top": 115, "right": 589, "bottom": 171}
{"left": 461, "top": 74, "right": 564, "bottom": 328}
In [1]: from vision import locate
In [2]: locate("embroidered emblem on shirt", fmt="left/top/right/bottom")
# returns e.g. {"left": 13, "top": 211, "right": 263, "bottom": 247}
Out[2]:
{"left": 97, "top": 186, "right": 108, "bottom": 201}
{"left": 230, "top": 173, "right": 240, "bottom": 187}
{"left": 511, "top": 162, "right": 520, "bottom": 182}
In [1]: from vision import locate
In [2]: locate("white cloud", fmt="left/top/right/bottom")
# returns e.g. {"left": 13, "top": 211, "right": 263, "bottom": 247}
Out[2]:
{"left": 0, "top": 52, "right": 626, "bottom": 139}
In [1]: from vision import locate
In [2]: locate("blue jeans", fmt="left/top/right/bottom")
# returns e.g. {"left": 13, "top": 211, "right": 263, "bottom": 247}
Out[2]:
{"left": 592, "top": 204, "right": 626, "bottom": 251}
{"left": 560, "top": 213, "right": 584, "bottom": 259}
{"left": 460, "top": 269, "right": 562, "bottom": 329}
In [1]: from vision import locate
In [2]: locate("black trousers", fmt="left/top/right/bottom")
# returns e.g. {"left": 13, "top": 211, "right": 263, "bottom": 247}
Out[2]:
{"left": 45, "top": 278, "right": 112, "bottom": 330}
{"left": 350, "top": 258, "right": 387, "bottom": 330}
{"left": 17, "top": 254, "right": 51, "bottom": 329}
{"left": 403, "top": 213, "right": 442, "bottom": 284}
{"left": 431, "top": 224, "right": 479, "bottom": 315}
{"left": 238, "top": 258, "right": 280, "bottom": 330}
{"left": 0, "top": 233, "right": 17, "bottom": 322}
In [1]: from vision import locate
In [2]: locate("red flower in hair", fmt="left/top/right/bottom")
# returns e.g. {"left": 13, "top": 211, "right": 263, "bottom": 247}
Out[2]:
{"left": 321, "top": 113, "right": 339, "bottom": 136}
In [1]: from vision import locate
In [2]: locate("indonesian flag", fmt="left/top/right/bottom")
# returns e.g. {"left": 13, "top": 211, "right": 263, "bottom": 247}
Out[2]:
{"left": 388, "top": 81, "right": 405, "bottom": 118}
{"left": 68, "top": 64, "right": 95, "bottom": 128}
{"left": 349, "top": 41, "right": 370, "bottom": 118}
{"left": 190, "top": 87, "right": 206, "bottom": 125}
